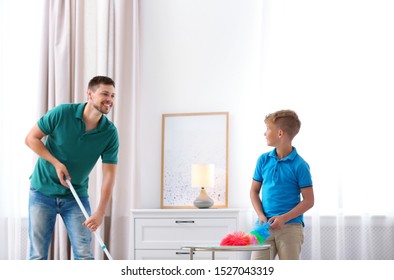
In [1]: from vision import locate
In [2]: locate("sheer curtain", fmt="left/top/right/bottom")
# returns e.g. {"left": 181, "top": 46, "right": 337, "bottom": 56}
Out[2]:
{"left": 0, "top": 0, "right": 139, "bottom": 259}
{"left": 260, "top": 0, "right": 394, "bottom": 259}
{"left": 0, "top": 0, "right": 44, "bottom": 260}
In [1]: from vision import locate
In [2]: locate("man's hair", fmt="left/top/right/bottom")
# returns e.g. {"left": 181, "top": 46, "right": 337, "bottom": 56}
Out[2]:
{"left": 265, "top": 109, "right": 301, "bottom": 140}
{"left": 88, "top": 76, "right": 115, "bottom": 91}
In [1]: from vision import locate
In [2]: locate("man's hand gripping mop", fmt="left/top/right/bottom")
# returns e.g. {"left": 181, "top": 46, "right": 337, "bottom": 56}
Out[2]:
{"left": 66, "top": 179, "right": 113, "bottom": 260}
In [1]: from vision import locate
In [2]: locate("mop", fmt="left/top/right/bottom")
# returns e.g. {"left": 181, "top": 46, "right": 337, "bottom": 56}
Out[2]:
{"left": 65, "top": 179, "right": 113, "bottom": 260}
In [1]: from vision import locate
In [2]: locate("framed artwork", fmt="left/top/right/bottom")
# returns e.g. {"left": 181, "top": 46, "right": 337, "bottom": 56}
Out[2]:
{"left": 161, "top": 112, "right": 229, "bottom": 208}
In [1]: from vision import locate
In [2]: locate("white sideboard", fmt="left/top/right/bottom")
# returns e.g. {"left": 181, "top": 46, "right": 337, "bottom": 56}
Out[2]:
{"left": 130, "top": 208, "right": 253, "bottom": 260}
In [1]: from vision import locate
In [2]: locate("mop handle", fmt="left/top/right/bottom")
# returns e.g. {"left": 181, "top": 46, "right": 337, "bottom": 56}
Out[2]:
{"left": 65, "top": 179, "right": 113, "bottom": 260}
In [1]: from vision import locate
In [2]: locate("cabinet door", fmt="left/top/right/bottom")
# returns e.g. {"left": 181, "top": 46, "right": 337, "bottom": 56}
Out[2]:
{"left": 135, "top": 218, "right": 237, "bottom": 249}
{"left": 135, "top": 249, "right": 238, "bottom": 260}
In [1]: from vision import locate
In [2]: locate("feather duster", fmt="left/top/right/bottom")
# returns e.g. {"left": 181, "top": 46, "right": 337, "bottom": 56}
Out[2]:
{"left": 220, "top": 231, "right": 251, "bottom": 246}
{"left": 220, "top": 221, "right": 270, "bottom": 246}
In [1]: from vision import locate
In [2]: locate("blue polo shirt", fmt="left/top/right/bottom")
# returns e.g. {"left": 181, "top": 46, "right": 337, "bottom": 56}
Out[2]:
{"left": 253, "top": 147, "right": 312, "bottom": 225}
{"left": 29, "top": 103, "right": 119, "bottom": 198}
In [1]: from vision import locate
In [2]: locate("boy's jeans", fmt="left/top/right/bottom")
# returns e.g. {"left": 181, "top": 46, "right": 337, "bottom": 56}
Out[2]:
{"left": 28, "top": 187, "right": 93, "bottom": 260}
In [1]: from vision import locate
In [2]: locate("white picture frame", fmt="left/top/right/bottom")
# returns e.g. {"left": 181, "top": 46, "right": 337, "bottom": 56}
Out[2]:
{"left": 161, "top": 112, "right": 229, "bottom": 208}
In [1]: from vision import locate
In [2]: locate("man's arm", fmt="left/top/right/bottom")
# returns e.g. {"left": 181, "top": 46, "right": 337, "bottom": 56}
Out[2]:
{"left": 83, "top": 163, "right": 117, "bottom": 232}
{"left": 250, "top": 179, "right": 267, "bottom": 223}
{"left": 25, "top": 123, "right": 70, "bottom": 186}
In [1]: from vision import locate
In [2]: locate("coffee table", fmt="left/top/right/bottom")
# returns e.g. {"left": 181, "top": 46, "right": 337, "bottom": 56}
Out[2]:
{"left": 181, "top": 244, "right": 272, "bottom": 260}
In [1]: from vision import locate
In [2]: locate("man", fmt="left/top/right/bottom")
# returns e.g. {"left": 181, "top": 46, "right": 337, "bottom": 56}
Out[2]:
{"left": 25, "top": 76, "right": 119, "bottom": 259}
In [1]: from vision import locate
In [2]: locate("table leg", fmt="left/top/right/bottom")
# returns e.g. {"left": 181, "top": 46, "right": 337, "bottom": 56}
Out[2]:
{"left": 212, "top": 250, "right": 215, "bottom": 260}
{"left": 189, "top": 248, "right": 194, "bottom": 260}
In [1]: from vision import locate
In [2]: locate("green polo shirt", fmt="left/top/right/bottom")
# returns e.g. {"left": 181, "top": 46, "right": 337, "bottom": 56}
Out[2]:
{"left": 29, "top": 102, "right": 119, "bottom": 198}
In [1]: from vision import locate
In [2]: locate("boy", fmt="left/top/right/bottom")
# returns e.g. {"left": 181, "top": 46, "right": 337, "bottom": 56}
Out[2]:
{"left": 250, "top": 109, "right": 314, "bottom": 260}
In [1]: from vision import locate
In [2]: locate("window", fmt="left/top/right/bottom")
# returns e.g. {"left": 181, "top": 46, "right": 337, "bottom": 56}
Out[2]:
{"left": 0, "top": 0, "right": 43, "bottom": 218}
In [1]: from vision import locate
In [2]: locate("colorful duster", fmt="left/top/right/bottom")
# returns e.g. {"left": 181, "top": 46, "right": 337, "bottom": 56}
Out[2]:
{"left": 220, "top": 222, "right": 270, "bottom": 246}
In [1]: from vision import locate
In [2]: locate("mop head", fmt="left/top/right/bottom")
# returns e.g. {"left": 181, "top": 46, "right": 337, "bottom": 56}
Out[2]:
{"left": 220, "top": 221, "right": 270, "bottom": 246}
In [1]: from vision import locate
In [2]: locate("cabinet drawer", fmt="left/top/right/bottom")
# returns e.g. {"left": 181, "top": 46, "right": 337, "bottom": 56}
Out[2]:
{"left": 135, "top": 218, "right": 236, "bottom": 249}
{"left": 135, "top": 249, "right": 237, "bottom": 260}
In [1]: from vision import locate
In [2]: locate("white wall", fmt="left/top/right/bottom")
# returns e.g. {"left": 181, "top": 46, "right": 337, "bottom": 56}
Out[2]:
{"left": 138, "top": 0, "right": 265, "bottom": 208}
{"left": 137, "top": 0, "right": 394, "bottom": 213}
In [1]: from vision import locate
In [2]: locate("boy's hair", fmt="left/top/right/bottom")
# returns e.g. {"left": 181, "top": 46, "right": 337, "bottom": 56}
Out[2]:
{"left": 265, "top": 109, "right": 301, "bottom": 140}
{"left": 88, "top": 76, "right": 115, "bottom": 92}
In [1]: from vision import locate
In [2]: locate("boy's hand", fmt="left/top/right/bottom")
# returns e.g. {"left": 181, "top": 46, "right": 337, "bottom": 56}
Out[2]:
{"left": 268, "top": 215, "right": 285, "bottom": 230}
{"left": 257, "top": 214, "right": 268, "bottom": 224}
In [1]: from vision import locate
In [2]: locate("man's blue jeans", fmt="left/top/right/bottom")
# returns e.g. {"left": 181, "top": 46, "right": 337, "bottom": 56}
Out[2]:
{"left": 28, "top": 187, "right": 93, "bottom": 260}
